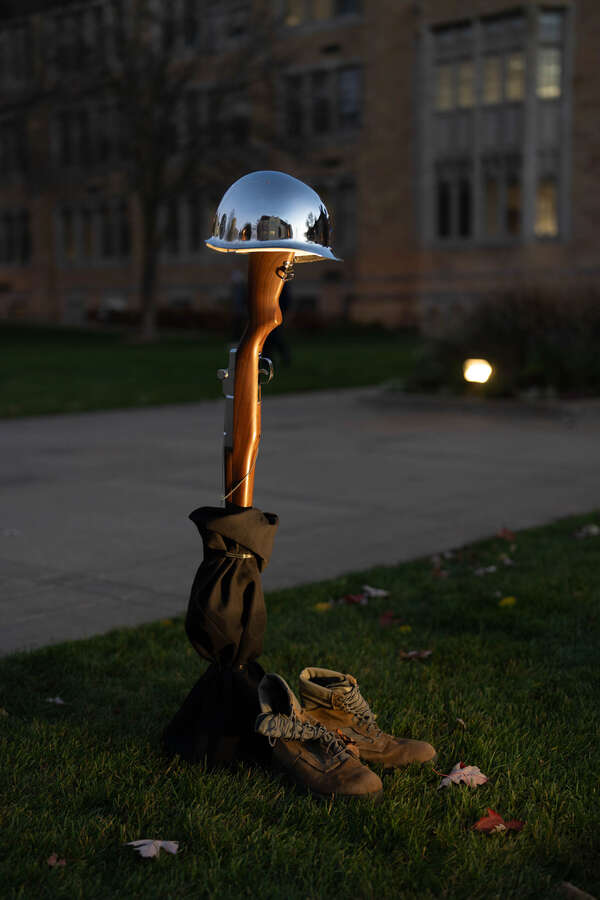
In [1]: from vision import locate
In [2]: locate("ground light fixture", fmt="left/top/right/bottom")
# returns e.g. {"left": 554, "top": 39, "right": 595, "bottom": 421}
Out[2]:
{"left": 463, "top": 358, "right": 493, "bottom": 384}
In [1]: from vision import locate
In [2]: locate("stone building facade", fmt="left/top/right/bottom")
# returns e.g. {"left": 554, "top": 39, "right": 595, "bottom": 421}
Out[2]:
{"left": 0, "top": 0, "right": 596, "bottom": 331}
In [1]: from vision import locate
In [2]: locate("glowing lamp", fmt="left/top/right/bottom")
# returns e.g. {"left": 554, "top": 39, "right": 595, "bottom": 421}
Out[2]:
{"left": 463, "top": 359, "right": 493, "bottom": 384}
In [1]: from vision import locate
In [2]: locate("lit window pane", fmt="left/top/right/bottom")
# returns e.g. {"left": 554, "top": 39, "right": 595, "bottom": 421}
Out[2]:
{"left": 484, "top": 179, "right": 499, "bottom": 235}
{"left": 484, "top": 56, "right": 502, "bottom": 105}
{"left": 285, "top": 0, "right": 304, "bottom": 26}
{"left": 436, "top": 64, "right": 453, "bottom": 111}
{"left": 537, "top": 47, "right": 562, "bottom": 99}
{"left": 535, "top": 179, "right": 558, "bottom": 236}
{"left": 539, "top": 10, "right": 563, "bottom": 43}
{"left": 506, "top": 52, "right": 525, "bottom": 101}
{"left": 458, "top": 61, "right": 474, "bottom": 108}
{"left": 506, "top": 179, "right": 521, "bottom": 235}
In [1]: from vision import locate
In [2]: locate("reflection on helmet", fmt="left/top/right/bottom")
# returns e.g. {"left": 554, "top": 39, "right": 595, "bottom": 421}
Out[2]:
{"left": 206, "top": 170, "right": 341, "bottom": 262}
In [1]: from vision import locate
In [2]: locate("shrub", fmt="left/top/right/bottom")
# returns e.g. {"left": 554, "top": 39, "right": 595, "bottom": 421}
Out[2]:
{"left": 406, "top": 288, "right": 600, "bottom": 397}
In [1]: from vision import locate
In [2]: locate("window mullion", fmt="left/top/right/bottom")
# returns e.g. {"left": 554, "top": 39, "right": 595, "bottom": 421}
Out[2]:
{"left": 522, "top": 5, "right": 538, "bottom": 241}
{"left": 473, "top": 18, "right": 482, "bottom": 241}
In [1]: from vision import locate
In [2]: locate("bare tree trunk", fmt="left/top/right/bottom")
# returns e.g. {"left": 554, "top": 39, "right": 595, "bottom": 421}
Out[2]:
{"left": 138, "top": 209, "right": 159, "bottom": 342}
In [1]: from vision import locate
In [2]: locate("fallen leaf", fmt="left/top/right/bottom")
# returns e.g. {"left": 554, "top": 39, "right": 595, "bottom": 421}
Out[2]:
{"left": 314, "top": 602, "right": 332, "bottom": 612}
{"left": 362, "top": 584, "right": 390, "bottom": 598}
{"left": 45, "top": 697, "right": 66, "bottom": 705}
{"left": 497, "top": 528, "right": 516, "bottom": 541}
{"left": 379, "top": 610, "right": 404, "bottom": 627}
{"left": 560, "top": 882, "right": 598, "bottom": 900}
{"left": 47, "top": 853, "right": 66, "bottom": 867}
{"left": 437, "top": 762, "right": 488, "bottom": 789}
{"left": 499, "top": 595, "right": 517, "bottom": 607}
{"left": 574, "top": 523, "right": 600, "bottom": 539}
{"left": 399, "top": 649, "right": 432, "bottom": 660}
{"left": 499, "top": 553, "right": 515, "bottom": 566}
{"left": 474, "top": 565, "right": 497, "bottom": 576}
{"left": 337, "top": 593, "right": 368, "bottom": 606}
{"left": 473, "top": 808, "right": 524, "bottom": 834}
{"left": 456, "top": 717, "right": 467, "bottom": 729}
{"left": 126, "top": 839, "right": 179, "bottom": 859}
{"left": 431, "top": 555, "right": 449, "bottom": 578}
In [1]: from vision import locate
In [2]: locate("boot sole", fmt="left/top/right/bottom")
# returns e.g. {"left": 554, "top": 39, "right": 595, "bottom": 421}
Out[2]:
{"left": 271, "top": 760, "right": 384, "bottom": 804}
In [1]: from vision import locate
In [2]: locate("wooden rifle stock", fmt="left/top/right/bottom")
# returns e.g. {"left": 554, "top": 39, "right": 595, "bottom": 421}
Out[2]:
{"left": 225, "top": 251, "right": 294, "bottom": 508}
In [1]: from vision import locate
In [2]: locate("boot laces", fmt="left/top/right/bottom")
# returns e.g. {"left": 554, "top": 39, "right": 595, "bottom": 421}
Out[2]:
{"left": 259, "top": 711, "right": 349, "bottom": 758}
{"left": 339, "top": 684, "right": 382, "bottom": 736}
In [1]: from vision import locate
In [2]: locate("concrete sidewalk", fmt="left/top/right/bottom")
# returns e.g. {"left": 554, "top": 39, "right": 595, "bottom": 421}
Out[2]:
{"left": 1, "top": 387, "right": 599, "bottom": 656}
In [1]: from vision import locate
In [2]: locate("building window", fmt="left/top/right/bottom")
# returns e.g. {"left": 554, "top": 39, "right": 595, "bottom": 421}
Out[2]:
{"left": 506, "top": 52, "right": 525, "bottom": 101}
{"left": 284, "top": 0, "right": 360, "bottom": 25}
{"left": 0, "top": 118, "right": 28, "bottom": 176}
{"left": 484, "top": 178, "right": 499, "bottom": 236}
{"left": 537, "top": 47, "right": 561, "bottom": 99}
{"left": 436, "top": 64, "right": 454, "bottom": 111}
{"left": 184, "top": 0, "right": 199, "bottom": 46}
{"left": 338, "top": 66, "right": 362, "bottom": 128}
{"left": 283, "top": 65, "right": 363, "bottom": 138}
{"left": 187, "top": 191, "right": 203, "bottom": 252}
{"left": 61, "top": 208, "right": 76, "bottom": 260}
{"left": 285, "top": 75, "right": 304, "bottom": 137}
{"left": 312, "top": 71, "right": 332, "bottom": 132}
{"left": 427, "top": 8, "right": 567, "bottom": 244}
{"left": 436, "top": 179, "right": 451, "bottom": 238}
{"left": 0, "top": 210, "right": 31, "bottom": 264}
{"left": 483, "top": 56, "right": 502, "bottom": 105}
{"left": 82, "top": 209, "right": 94, "bottom": 258}
{"left": 535, "top": 178, "right": 558, "bottom": 236}
{"left": 165, "top": 199, "right": 180, "bottom": 255}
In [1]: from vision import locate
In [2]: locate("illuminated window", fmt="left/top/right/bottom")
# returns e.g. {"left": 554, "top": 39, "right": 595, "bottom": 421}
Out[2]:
{"left": 505, "top": 52, "right": 525, "bottom": 102}
{"left": 436, "top": 64, "right": 453, "bottom": 111}
{"left": 483, "top": 57, "right": 502, "bottom": 105}
{"left": 535, "top": 179, "right": 558, "bottom": 236}
{"left": 537, "top": 47, "right": 561, "bottom": 99}
{"left": 457, "top": 61, "right": 474, "bottom": 108}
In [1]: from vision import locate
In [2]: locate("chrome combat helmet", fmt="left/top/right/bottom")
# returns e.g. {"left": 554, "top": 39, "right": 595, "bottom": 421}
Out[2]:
{"left": 206, "top": 170, "right": 341, "bottom": 262}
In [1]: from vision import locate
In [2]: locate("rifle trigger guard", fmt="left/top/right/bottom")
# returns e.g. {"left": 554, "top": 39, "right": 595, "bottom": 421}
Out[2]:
{"left": 276, "top": 261, "right": 295, "bottom": 282}
{"left": 258, "top": 356, "right": 274, "bottom": 386}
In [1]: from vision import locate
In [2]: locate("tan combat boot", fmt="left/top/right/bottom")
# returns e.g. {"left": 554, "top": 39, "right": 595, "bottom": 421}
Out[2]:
{"left": 299, "top": 667, "right": 437, "bottom": 769}
{"left": 255, "top": 673, "right": 383, "bottom": 801}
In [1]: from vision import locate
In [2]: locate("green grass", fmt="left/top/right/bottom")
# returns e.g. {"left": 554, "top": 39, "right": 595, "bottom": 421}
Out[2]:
{"left": 1, "top": 511, "right": 599, "bottom": 899}
{"left": 0, "top": 324, "right": 420, "bottom": 418}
